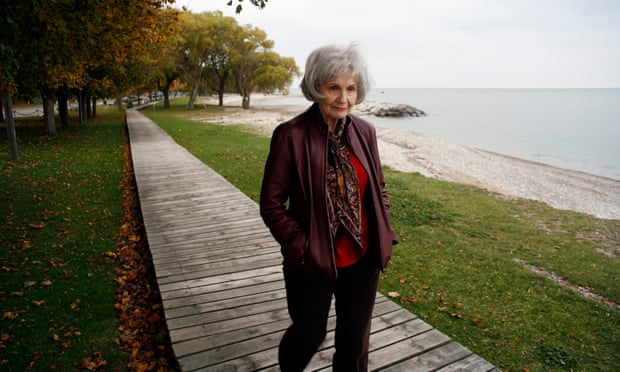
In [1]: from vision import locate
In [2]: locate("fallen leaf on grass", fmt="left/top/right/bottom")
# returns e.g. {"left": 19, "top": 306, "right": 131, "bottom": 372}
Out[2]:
{"left": 77, "top": 351, "right": 107, "bottom": 370}
{"left": 27, "top": 351, "right": 43, "bottom": 369}
{"left": 20, "top": 240, "right": 33, "bottom": 250}
{"left": 388, "top": 291, "right": 400, "bottom": 298}
{"left": 24, "top": 281, "right": 37, "bottom": 288}
{"left": 39, "top": 280, "right": 53, "bottom": 288}
{"left": 28, "top": 223, "right": 46, "bottom": 229}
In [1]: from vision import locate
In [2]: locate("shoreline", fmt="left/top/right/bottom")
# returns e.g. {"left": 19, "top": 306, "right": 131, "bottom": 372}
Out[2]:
{"left": 198, "top": 95, "right": 620, "bottom": 220}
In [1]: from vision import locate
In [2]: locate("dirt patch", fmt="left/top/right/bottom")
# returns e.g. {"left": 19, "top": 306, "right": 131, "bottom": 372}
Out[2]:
{"left": 513, "top": 258, "right": 619, "bottom": 311}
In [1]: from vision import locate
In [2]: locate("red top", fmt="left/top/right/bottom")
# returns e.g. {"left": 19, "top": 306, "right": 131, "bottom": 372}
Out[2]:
{"left": 334, "top": 149, "right": 370, "bottom": 267}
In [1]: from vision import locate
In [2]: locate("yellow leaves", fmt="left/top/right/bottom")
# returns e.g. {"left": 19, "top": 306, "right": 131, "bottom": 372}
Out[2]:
{"left": 70, "top": 299, "right": 81, "bottom": 312}
{"left": 77, "top": 352, "right": 107, "bottom": 371}
{"left": 128, "top": 234, "right": 141, "bottom": 242}
{"left": 20, "top": 240, "right": 33, "bottom": 250}
{"left": 470, "top": 314, "right": 482, "bottom": 325}
{"left": 0, "top": 333, "right": 12, "bottom": 350}
{"left": 23, "top": 280, "right": 52, "bottom": 289}
{"left": 2, "top": 312, "right": 17, "bottom": 320}
{"left": 50, "top": 258, "right": 66, "bottom": 267}
{"left": 114, "top": 168, "right": 176, "bottom": 371}
{"left": 24, "top": 281, "right": 37, "bottom": 288}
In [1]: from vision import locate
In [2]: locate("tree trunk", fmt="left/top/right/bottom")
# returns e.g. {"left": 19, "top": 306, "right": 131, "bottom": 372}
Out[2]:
{"left": 217, "top": 70, "right": 228, "bottom": 106}
{"left": 57, "top": 90, "right": 70, "bottom": 128}
{"left": 92, "top": 96, "right": 97, "bottom": 117}
{"left": 159, "top": 74, "right": 176, "bottom": 110}
{"left": 116, "top": 95, "right": 123, "bottom": 111}
{"left": 163, "top": 88, "right": 170, "bottom": 109}
{"left": 78, "top": 92, "right": 84, "bottom": 125}
{"left": 186, "top": 84, "right": 199, "bottom": 110}
{"left": 242, "top": 93, "right": 250, "bottom": 109}
{"left": 2, "top": 93, "right": 19, "bottom": 162}
{"left": 42, "top": 94, "right": 57, "bottom": 135}
{"left": 85, "top": 92, "right": 92, "bottom": 119}
{"left": 0, "top": 97, "right": 4, "bottom": 122}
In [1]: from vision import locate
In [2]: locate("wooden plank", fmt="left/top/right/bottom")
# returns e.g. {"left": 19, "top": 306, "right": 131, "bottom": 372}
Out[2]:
{"left": 158, "top": 265, "right": 282, "bottom": 294}
{"left": 125, "top": 110, "right": 499, "bottom": 371}
{"left": 435, "top": 353, "right": 501, "bottom": 372}
{"left": 165, "top": 281, "right": 285, "bottom": 315}
{"left": 165, "top": 284, "right": 286, "bottom": 320}
{"left": 378, "top": 341, "right": 473, "bottom": 371}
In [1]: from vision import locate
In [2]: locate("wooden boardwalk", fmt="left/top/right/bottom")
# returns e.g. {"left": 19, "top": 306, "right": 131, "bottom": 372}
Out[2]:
{"left": 126, "top": 109, "right": 499, "bottom": 371}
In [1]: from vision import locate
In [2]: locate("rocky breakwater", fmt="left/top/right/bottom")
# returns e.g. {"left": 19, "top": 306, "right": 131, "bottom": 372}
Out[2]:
{"left": 355, "top": 101, "right": 426, "bottom": 117}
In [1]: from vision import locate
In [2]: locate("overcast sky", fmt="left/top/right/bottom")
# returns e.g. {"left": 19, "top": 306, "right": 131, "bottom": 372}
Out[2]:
{"left": 173, "top": 0, "right": 620, "bottom": 88}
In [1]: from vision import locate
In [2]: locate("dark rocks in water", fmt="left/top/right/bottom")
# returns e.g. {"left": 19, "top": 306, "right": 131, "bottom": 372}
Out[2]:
{"left": 355, "top": 102, "right": 426, "bottom": 117}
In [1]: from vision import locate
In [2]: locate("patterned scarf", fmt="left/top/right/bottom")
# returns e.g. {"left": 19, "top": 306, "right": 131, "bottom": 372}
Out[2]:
{"left": 326, "top": 120, "right": 363, "bottom": 250}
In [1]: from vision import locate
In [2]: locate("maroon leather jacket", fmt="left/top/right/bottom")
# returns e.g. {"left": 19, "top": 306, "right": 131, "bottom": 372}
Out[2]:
{"left": 260, "top": 103, "right": 398, "bottom": 280}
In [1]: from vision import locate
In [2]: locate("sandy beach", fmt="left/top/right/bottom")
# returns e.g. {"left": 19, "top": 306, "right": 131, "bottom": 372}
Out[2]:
{"left": 197, "top": 95, "right": 620, "bottom": 220}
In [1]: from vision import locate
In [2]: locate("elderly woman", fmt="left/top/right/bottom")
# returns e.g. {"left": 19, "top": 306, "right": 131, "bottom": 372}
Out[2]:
{"left": 260, "top": 44, "right": 398, "bottom": 371}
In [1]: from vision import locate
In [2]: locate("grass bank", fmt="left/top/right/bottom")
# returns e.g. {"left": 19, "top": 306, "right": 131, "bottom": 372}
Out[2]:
{"left": 1, "top": 109, "right": 128, "bottom": 369}
{"left": 144, "top": 98, "right": 619, "bottom": 371}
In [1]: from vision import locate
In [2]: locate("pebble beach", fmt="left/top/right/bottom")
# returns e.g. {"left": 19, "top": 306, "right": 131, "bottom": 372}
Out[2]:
{"left": 198, "top": 95, "right": 620, "bottom": 220}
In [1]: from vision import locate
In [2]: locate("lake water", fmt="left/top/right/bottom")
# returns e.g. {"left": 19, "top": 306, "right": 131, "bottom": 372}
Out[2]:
{"left": 255, "top": 88, "right": 620, "bottom": 180}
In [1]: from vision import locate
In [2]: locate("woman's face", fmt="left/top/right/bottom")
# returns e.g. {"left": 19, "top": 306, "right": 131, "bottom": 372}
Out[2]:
{"left": 316, "top": 71, "right": 358, "bottom": 129}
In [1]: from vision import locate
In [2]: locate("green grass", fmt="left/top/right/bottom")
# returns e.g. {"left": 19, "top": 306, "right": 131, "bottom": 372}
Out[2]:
{"left": 1, "top": 108, "right": 128, "bottom": 370}
{"left": 144, "top": 97, "right": 620, "bottom": 371}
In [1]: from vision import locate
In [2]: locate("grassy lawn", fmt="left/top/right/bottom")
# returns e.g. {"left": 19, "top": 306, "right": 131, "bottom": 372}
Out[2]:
{"left": 0, "top": 108, "right": 128, "bottom": 370}
{"left": 144, "top": 97, "right": 619, "bottom": 371}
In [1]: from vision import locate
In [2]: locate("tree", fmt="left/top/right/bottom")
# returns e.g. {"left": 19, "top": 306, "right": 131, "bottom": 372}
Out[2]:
{"left": 255, "top": 55, "right": 300, "bottom": 94}
{"left": 9, "top": 0, "right": 178, "bottom": 132}
{"left": 178, "top": 12, "right": 215, "bottom": 110}
{"left": 232, "top": 26, "right": 272, "bottom": 109}
{"left": 1, "top": 0, "right": 28, "bottom": 161}
{"left": 232, "top": 25, "right": 298, "bottom": 109}
{"left": 202, "top": 14, "right": 241, "bottom": 106}
{"left": 153, "top": 11, "right": 185, "bottom": 109}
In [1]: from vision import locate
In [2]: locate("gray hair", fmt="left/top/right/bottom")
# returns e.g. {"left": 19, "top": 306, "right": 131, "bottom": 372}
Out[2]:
{"left": 300, "top": 43, "right": 371, "bottom": 104}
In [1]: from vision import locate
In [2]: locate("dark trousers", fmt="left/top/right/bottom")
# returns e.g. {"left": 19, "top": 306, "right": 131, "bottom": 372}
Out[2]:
{"left": 278, "top": 257, "right": 380, "bottom": 372}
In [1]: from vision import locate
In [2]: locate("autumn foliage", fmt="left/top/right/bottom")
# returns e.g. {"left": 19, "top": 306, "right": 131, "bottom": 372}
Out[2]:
{"left": 115, "top": 143, "right": 179, "bottom": 371}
